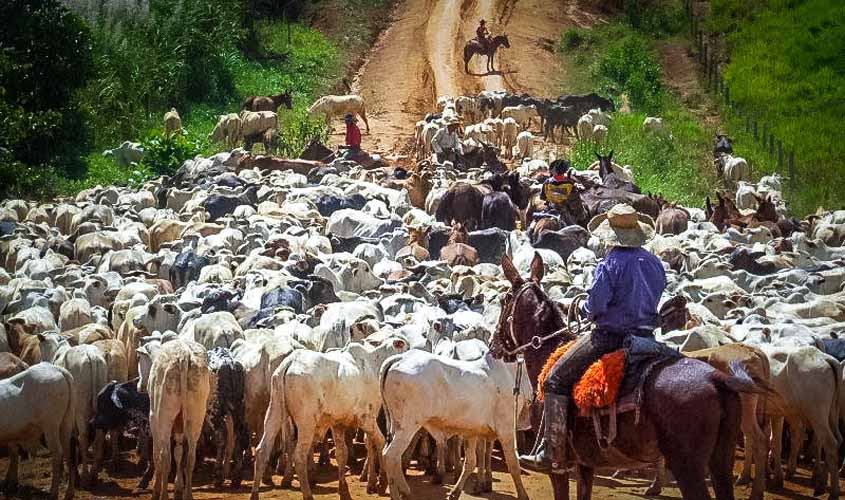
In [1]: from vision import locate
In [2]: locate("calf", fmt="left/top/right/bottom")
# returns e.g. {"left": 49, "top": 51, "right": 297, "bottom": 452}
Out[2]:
{"left": 380, "top": 350, "right": 529, "bottom": 500}
{"left": 251, "top": 334, "right": 409, "bottom": 500}
{"left": 204, "top": 347, "right": 250, "bottom": 488}
{"left": 91, "top": 381, "right": 152, "bottom": 487}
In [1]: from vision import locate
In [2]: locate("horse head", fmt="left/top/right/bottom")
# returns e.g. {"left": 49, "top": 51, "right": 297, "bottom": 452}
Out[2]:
{"left": 491, "top": 254, "right": 566, "bottom": 375}
{"left": 595, "top": 150, "right": 614, "bottom": 181}
{"left": 274, "top": 90, "right": 293, "bottom": 110}
{"left": 495, "top": 34, "right": 511, "bottom": 49}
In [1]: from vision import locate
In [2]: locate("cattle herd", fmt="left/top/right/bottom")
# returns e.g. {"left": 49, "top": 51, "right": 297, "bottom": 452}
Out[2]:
{"left": 1, "top": 88, "right": 844, "bottom": 500}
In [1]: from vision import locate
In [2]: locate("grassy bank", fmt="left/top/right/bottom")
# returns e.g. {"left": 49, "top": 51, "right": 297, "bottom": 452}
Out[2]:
{"left": 703, "top": 0, "right": 845, "bottom": 214}
{"left": 0, "top": 0, "right": 394, "bottom": 199}
{"left": 557, "top": 15, "right": 717, "bottom": 207}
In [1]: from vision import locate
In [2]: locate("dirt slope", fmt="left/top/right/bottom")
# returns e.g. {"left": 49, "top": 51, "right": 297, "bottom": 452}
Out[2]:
{"left": 354, "top": 0, "right": 606, "bottom": 156}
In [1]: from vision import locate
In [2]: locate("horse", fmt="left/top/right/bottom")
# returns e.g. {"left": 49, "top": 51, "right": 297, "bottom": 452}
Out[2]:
{"left": 241, "top": 91, "right": 293, "bottom": 112}
{"left": 491, "top": 252, "right": 767, "bottom": 500}
{"left": 596, "top": 151, "right": 640, "bottom": 193}
{"left": 464, "top": 34, "right": 510, "bottom": 74}
{"left": 307, "top": 94, "right": 370, "bottom": 133}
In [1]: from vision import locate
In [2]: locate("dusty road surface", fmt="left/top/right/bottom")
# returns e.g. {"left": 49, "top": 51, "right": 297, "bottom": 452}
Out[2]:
{"left": 354, "top": 0, "right": 604, "bottom": 156}
{"left": 0, "top": 447, "right": 821, "bottom": 500}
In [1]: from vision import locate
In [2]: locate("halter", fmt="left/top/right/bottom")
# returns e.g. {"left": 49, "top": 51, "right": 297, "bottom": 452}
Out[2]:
{"left": 498, "top": 281, "right": 588, "bottom": 358}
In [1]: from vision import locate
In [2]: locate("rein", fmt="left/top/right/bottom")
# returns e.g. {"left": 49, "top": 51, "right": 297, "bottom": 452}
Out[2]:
{"left": 501, "top": 281, "right": 589, "bottom": 358}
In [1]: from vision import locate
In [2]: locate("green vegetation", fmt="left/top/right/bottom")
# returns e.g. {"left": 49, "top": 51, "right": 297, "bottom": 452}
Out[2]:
{"left": 1, "top": 0, "right": 388, "bottom": 199}
{"left": 705, "top": 0, "right": 845, "bottom": 214}
{"left": 558, "top": 19, "right": 715, "bottom": 207}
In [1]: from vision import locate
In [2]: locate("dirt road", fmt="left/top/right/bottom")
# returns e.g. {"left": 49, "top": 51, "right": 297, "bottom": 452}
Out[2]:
{"left": 354, "top": 0, "right": 600, "bottom": 156}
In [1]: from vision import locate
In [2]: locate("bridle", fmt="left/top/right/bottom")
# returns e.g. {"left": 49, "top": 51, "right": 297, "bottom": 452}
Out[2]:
{"left": 497, "top": 280, "right": 589, "bottom": 358}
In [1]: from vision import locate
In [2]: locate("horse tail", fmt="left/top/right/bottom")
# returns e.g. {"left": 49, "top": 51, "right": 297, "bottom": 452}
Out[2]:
{"left": 713, "top": 361, "right": 770, "bottom": 395}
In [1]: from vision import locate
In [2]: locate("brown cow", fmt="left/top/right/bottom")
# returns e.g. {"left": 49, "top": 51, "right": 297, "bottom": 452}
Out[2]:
{"left": 4, "top": 319, "right": 42, "bottom": 365}
{"left": 435, "top": 183, "right": 484, "bottom": 230}
{"left": 396, "top": 227, "right": 431, "bottom": 262}
{"left": 0, "top": 352, "right": 29, "bottom": 380}
{"left": 441, "top": 223, "right": 479, "bottom": 267}
{"left": 241, "top": 91, "right": 293, "bottom": 113}
{"left": 406, "top": 170, "right": 433, "bottom": 209}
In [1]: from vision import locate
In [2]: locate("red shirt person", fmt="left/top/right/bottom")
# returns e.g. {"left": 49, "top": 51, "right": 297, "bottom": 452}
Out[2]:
{"left": 344, "top": 113, "right": 362, "bottom": 152}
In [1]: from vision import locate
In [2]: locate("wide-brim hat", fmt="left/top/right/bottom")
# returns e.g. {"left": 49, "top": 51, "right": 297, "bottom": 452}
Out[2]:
{"left": 587, "top": 203, "right": 655, "bottom": 247}
{"left": 444, "top": 115, "right": 461, "bottom": 126}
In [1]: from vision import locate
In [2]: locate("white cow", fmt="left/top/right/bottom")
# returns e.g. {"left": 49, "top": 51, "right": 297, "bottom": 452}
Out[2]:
{"left": 514, "top": 130, "right": 534, "bottom": 160}
{"left": 501, "top": 118, "right": 519, "bottom": 159}
{"left": 148, "top": 339, "right": 210, "bottom": 500}
{"left": 39, "top": 334, "right": 109, "bottom": 485}
{"left": 380, "top": 350, "right": 529, "bottom": 500}
{"left": 720, "top": 155, "right": 751, "bottom": 185}
{"left": 307, "top": 94, "right": 370, "bottom": 133}
{"left": 103, "top": 141, "right": 144, "bottom": 167}
{"left": 500, "top": 105, "right": 539, "bottom": 131}
{"left": 643, "top": 116, "right": 665, "bottom": 135}
{"left": 251, "top": 334, "right": 410, "bottom": 500}
{"left": 179, "top": 311, "right": 244, "bottom": 350}
{"left": 0, "top": 363, "right": 76, "bottom": 500}
{"left": 577, "top": 114, "right": 594, "bottom": 140}
{"left": 760, "top": 344, "right": 840, "bottom": 498}
{"left": 735, "top": 181, "right": 759, "bottom": 211}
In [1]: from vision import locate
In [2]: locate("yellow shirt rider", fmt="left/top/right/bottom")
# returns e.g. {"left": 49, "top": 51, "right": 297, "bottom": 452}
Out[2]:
{"left": 540, "top": 159, "right": 576, "bottom": 208}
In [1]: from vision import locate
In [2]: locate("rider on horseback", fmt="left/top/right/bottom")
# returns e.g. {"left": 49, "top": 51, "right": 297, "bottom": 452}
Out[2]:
{"left": 476, "top": 19, "right": 491, "bottom": 51}
{"left": 520, "top": 203, "right": 666, "bottom": 474}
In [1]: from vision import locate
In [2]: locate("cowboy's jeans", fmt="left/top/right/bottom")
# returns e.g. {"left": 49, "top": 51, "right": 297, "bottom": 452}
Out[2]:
{"left": 543, "top": 330, "right": 627, "bottom": 397}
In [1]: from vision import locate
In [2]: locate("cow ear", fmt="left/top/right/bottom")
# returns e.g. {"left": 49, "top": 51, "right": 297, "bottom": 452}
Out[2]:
{"left": 501, "top": 255, "right": 522, "bottom": 285}
{"left": 530, "top": 252, "right": 545, "bottom": 283}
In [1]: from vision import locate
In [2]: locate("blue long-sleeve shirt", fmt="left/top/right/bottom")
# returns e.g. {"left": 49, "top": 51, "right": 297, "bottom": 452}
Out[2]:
{"left": 582, "top": 247, "right": 666, "bottom": 334}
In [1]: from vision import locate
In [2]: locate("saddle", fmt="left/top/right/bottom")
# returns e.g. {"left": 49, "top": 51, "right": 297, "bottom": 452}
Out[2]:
{"left": 539, "top": 335, "right": 681, "bottom": 448}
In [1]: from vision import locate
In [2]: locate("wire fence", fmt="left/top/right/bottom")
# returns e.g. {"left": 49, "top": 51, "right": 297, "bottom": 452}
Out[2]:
{"left": 682, "top": 0, "right": 796, "bottom": 195}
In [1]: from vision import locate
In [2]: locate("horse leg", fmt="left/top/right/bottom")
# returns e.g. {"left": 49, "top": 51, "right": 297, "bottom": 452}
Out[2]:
{"left": 359, "top": 107, "right": 370, "bottom": 134}
{"left": 709, "top": 390, "right": 741, "bottom": 500}
{"left": 550, "top": 473, "right": 570, "bottom": 500}
{"left": 645, "top": 458, "right": 666, "bottom": 496}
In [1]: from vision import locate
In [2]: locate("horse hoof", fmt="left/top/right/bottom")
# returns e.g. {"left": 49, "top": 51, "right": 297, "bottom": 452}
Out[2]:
{"left": 735, "top": 475, "right": 751, "bottom": 486}
{"left": 644, "top": 486, "right": 662, "bottom": 496}
{"left": 447, "top": 491, "right": 462, "bottom": 500}
{"left": 261, "top": 475, "right": 274, "bottom": 487}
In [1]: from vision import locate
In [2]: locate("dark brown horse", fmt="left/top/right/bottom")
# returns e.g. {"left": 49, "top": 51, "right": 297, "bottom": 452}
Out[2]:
{"left": 241, "top": 90, "right": 293, "bottom": 112}
{"left": 464, "top": 34, "right": 510, "bottom": 73}
{"left": 492, "top": 253, "right": 764, "bottom": 500}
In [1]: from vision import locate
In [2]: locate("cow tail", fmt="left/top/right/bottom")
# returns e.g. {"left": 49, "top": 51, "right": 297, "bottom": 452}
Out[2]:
{"left": 180, "top": 352, "right": 190, "bottom": 430}
{"left": 379, "top": 354, "right": 404, "bottom": 443}
{"left": 270, "top": 355, "right": 296, "bottom": 451}
{"left": 60, "top": 366, "right": 77, "bottom": 475}
{"left": 716, "top": 361, "right": 768, "bottom": 395}
{"left": 823, "top": 354, "right": 843, "bottom": 445}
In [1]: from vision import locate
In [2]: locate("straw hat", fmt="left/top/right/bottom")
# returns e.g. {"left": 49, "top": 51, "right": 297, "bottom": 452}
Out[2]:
{"left": 587, "top": 203, "right": 655, "bottom": 248}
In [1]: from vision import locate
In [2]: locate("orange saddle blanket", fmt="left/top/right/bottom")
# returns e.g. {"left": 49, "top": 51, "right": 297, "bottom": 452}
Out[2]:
{"left": 537, "top": 342, "right": 627, "bottom": 417}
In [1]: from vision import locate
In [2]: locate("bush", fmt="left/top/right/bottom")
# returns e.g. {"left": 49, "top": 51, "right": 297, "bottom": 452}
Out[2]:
{"left": 140, "top": 132, "right": 206, "bottom": 177}
{"left": 0, "top": 0, "right": 93, "bottom": 179}
{"left": 561, "top": 28, "right": 586, "bottom": 51}
{"left": 591, "top": 34, "right": 664, "bottom": 113}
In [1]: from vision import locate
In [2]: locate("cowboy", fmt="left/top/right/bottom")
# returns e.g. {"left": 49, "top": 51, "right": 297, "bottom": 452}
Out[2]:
{"left": 476, "top": 19, "right": 491, "bottom": 50}
{"left": 432, "top": 116, "right": 463, "bottom": 165}
{"left": 540, "top": 159, "right": 576, "bottom": 209}
{"left": 520, "top": 203, "right": 667, "bottom": 474}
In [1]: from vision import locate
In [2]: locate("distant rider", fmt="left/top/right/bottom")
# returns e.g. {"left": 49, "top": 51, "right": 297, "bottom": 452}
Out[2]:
{"left": 520, "top": 203, "right": 667, "bottom": 475}
{"left": 432, "top": 116, "right": 463, "bottom": 166}
{"left": 476, "top": 19, "right": 491, "bottom": 50}
{"left": 540, "top": 159, "right": 577, "bottom": 210}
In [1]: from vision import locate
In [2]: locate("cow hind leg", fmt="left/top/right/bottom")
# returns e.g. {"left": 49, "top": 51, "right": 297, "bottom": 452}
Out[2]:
{"left": 710, "top": 394, "right": 741, "bottom": 500}
{"left": 294, "top": 423, "right": 317, "bottom": 500}
{"left": 172, "top": 434, "right": 185, "bottom": 500}
{"left": 43, "top": 431, "right": 65, "bottom": 500}
{"left": 152, "top": 426, "right": 173, "bottom": 500}
{"left": 498, "top": 434, "right": 528, "bottom": 500}
{"left": 786, "top": 418, "right": 804, "bottom": 480}
{"left": 250, "top": 411, "right": 284, "bottom": 499}
{"left": 184, "top": 422, "right": 203, "bottom": 500}
{"left": 383, "top": 427, "right": 416, "bottom": 500}
{"left": 333, "top": 426, "right": 352, "bottom": 500}
{"left": 769, "top": 416, "right": 785, "bottom": 488}
{"left": 449, "top": 436, "right": 478, "bottom": 500}
{"left": 361, "top": 421, "right": 388, "bottom": 494}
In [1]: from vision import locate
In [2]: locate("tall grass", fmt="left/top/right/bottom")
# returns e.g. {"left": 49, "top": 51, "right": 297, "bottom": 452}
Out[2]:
{"left": 705, "top": 0, "right": 845, "bottom": 214}
{"left": 559, "top": 21, "right": 718, "bottom": 207}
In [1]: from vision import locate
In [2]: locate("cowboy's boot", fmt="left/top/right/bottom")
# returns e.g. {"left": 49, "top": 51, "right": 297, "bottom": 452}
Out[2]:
{"left": 519, "top": 394, "right": 569, "bottom": 474}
